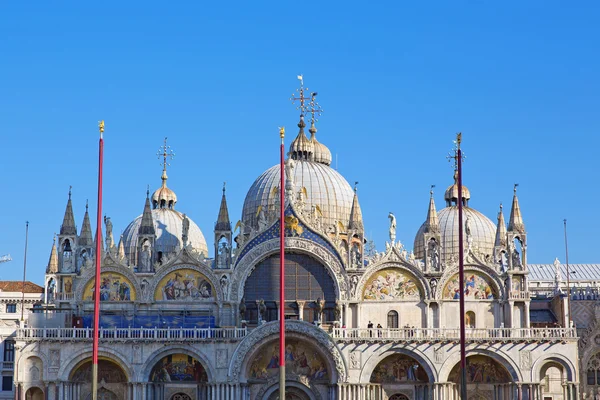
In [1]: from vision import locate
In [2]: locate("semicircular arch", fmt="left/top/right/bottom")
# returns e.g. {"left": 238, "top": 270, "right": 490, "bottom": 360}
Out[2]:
{"left": 150, "top": 263, "right": 223, "bottom": 302}
{"left": 359, "top": 345, "right": 437, "bottom": 383}
{"left": 356, "top": 262, "right": 429, "bottom": 302}
{"left": 57, "top": 348, "right": 133, "bottom": 382}
{"left": 75, "top": 265, "right": 141, "bottom": 303}
{"left": 437, "top": 265, "right": 504, "bottom": 301}
{"left": 531, "top": 353, "right": 577, "bottom": 382}
{"left": 439, "top": 348, "right": 522, "bottom": 382}
{"left": 231, "top": 238, "right": 348, "bottom": 302}
{"left": 140, "top": 345, "right": 214, "bottom": 382}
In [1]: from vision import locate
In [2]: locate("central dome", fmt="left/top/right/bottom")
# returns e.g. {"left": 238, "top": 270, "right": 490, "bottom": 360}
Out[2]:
{"left": 242, "top": 160, "right": 355, "bottom": 231}
{"left": 122, "top": 209, "right": 209, "bottom": 266}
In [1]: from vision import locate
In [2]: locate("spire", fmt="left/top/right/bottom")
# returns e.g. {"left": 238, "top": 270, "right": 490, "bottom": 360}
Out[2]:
{"left": 79, "top": 200, "right": 93, "bottom": 246}
{"left": 424, "top": 185, "right": 439, "bottom": 233}
{"left": 139, "top": 188, "right": 156, "bottom": 235}
{"left": 46, "top": 235, "right": 58, "bottom": 274}
{"left": 117, "top": 234, "right": 125, "bottom": 260}
{"left": 215, "top": 182, "right": 231, "bottom": 231}
{"left": 495, "top": 203, "right": 507, "bottom": 246}
{"left": 508, "top": 184, "right": 525, "bottom": 233}
{"left": 60, "top": 186, "right": 77, "bottom": 235}
{"left": 289, "top": 76, "right": 314, "bottom": 161}
{"left": 348, "top": 182, "right": 364, "bottom": 231}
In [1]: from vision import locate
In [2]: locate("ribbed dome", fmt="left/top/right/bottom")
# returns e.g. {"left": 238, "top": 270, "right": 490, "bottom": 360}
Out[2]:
{"left": 414, "top": 206, "right": 496, "bottom": 264}
{"left": 242, "top": 160, "right": 355, "bottom": 231}
{"left": 122, "top": 209, "right": 208, "bottom": 265}
{"left": 152, "top": 170, "right": 178, "bottom": 209}
{"left": 311, "top": 135, "right": 332, "bottom": 166}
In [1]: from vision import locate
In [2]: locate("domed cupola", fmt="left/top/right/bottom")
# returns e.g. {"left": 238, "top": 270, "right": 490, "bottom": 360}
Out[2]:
{"left": 414, "top": 173, "right": 496, "bottom": 266}
{"left": 241, "top": 79, "right": 354, "bottom": 232}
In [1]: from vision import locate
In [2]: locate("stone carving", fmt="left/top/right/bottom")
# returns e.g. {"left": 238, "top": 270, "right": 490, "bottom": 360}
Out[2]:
{"left": 220, "top": 275, "right": 229, "bottom": 295}
{"left": 258, "top": 299, "right": 267, "bottom": 322}
{"left": 49, "top": 349, "right": 60, "bottom": 367}
{"left": 434, "top": 347, "right": 444, "bottom": 364}
{"left": 349, "top": 351, "right": 361, "bottom": 369}
{"left": 216, "top": 349, "right": 228, "bottom": 369}
{"left": 285, "top": 157, "right": 295, "bottom": 194}
{"left": 182, "top": 214, "right": 190, "bottom": 246}
{"left": 520, "top": 350, "right": 531, "bottom": 370}
{"left": 351, "top": 243, "right": 362, "bottom": 268}
{"left": 227, "top": 320, "right": 347, "bottom": 383}
{"left": 218, "top": 242, "right": 229, "bottom": 268}
{"left": 388, "top": 212, "right": 397, "bottom": 243}
{"left": 104, "top": 216, "right": 114, "bottom": 250}
{"left": 334, "top": 301, "right": 342, "bottom": 322}
{"left": 350, "top": 275, "right": 359, "bottom": 298}
{"left": 430, "top": 278, "right": 438, "bottom": 298}
{"left": 133, "top": 344, "right": 142, "bottom": 364}
{"left": 315, "top": 298, "right": 325, "bottom": 323}
{"left": 139, "top": 240, "right": 153, "bottom": 272}
{"left": 257, "top": 206, "right": 268, "bottom": 231}
{"left": 428, "top": 238, "right": 440, "bottom": 271}
{"left": 239, "top": 297, "right": 247, "bottom": 321}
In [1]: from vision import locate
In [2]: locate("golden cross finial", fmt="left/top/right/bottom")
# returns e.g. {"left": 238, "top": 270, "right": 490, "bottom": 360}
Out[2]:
{"left": 157, "top": 137, "right": 175, "bottom": 172}
{"left": 279, "top": 126, "right": 285, "bottom": 139}
{"left": 307, "top": 91, "right": 323, "bottom": 127}
{"left": 446, "top": 132, "right": 465, "bottom": 170}
{"left": 98, "top": 120, "right": 104, "bottom": 138}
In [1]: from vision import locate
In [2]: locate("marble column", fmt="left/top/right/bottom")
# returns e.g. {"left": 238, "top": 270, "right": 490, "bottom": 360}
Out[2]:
{"left": 297, "top": 301, "right": 305, "bottom": 321}
{"left": 524, "top": 302, "right": 531, "bottom": 328}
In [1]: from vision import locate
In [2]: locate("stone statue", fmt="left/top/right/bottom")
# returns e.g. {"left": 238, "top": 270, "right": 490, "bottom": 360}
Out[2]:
{"left": 315, "top": 298, "right": 325, "bottom": 323}
{"left": 499, "top": 251, "right": 508, "bottom": 273}
{"left": 351, "top": 244, "right": 361, "bottom": 268}
{"left": 218, "top": 242, "right": 229, "bottom": 268}
{"left": 220, "top": 275, "right": 229, "bottom": 293}
{"left": 512, "top": 249, "right": 521, "bottom": 268}
{"left": 388, "top": 212, "right": 397, "bottom": 243}
{"left": 104, "top": 216, "right": 114, "bottom": 250}
{"left": 257, "top": 206, "right": 267, "bottom": 231}
{"left": 430, "top": 278, "right": 438, "bottom": 297}
{"left": 258, "top": 299, "right": 267, "bottom": 322}
{"left": 351, "top": 275, "right": 359, "bottom": 297}
{"left": 334, "top": 301, "right": 342, "bottom": 322}
{"left": 284, "top": 157, "right": 295, "bottom": 193}
{"left": 139, "top": 241, "right": 152, "bottom": 272}
{"left": 239, "top": 297, "right": 247, "bottom": 321}
{"left": 428, "top": 238, "right": 440, "bottom": 270}
{"left": 465, "top": 214, "right": 472, "bottom": 237}
{"left": 182, "top": 214, "right": 190, "bottom": 246}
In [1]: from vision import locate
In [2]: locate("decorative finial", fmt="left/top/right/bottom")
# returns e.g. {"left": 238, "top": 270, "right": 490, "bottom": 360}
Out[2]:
{"left": 68, "top": 185, "right": 72, "bottom": 199}
{"left": 500, "top": 202, "right": 503, "bottom": 211}
{"left": 279, "top": 126, "right": 285, "bottom": 139}
{"left": 53, "top": 233, "right": 56, "bottom": 244}
{"left": 86, "top": 199, "right": 89, "bottom": 211}
{"left": 354, "top": 181, "right": 359, "bottom": 193}
{"left": 514, "top": 183, "right": 519, "bottom": 194}
{"left": 146, "top": 185, "right": 150, "bottom": 198}
{"left": 98, "top": 120, "right": 104, "bottom": 138}
{"left": 446, "top": 133, "right": 465, "bottom": 172}
{"left": 157, "top": 137, "right": 175, "bottom": 186}
{"left": 222, "top": 182, "right": 226, "bottom": 194}
{"left": 290, "top": 76, "right": 309, "bottom": 129}
{"left": 430, "top": 184, "right": 435, "bottom": 197}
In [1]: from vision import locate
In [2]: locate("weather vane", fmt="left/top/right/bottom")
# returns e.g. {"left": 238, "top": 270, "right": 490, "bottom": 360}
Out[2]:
{"left": 307, "top": 91, "right": 323, "bottom": 126}
{"left": 290, "top": 74, "right": 309, "bottom": 116}
{"left": 157, "top": 137, "right": 175, "bottom": 172}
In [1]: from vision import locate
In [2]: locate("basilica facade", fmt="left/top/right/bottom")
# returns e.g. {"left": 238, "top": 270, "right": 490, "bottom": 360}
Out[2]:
{"left": 12, "top": 89, "right": 581, "bottom": 400}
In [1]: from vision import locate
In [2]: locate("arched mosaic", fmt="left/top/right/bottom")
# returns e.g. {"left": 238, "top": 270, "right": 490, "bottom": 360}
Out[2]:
{"left": 442, "top": 271, "right": 496, "bottom": 300}
{"left": 150, "top": 353, "right": 208, "bottom": 383}
{"left": 83, "top": 273, "right": 136, "bottom": 302}
{"left": 248, "top": 339, "right": 328, "bottom": 382}
{"left": 70, "top": 359, "right": 127, "bottom": 383}
{"left": 362, "top": 268, "right": 421, "bottom": 301}
{"left": 370, "top": 354, "right": 429, "bottom": 383}
{"left": 448, "top": 356, "right": 511, "bottom": 384}
{"left": 154, "top": 269, "right": 213, "bottom": 301}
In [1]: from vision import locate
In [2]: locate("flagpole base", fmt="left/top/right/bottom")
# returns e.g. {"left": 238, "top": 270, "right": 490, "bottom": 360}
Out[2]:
{"left": 279, "top": 367, "right": 285, "bottom": 399}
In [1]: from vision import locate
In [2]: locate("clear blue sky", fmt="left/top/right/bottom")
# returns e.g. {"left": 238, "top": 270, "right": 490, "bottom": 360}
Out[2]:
{"left": 1, "top": 1, "right": 598, "bottom": 284}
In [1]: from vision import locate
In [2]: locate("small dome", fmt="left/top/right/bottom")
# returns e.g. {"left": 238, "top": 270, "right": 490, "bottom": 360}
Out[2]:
{"left": 242, "top": 160, "right": 354, "bottom": 230}
{"left": 414, "top": 206, "right": 496, "bottom": 264}
{"left": 444, "top": 171, "right": 471, "bottom": 206}
{"left": 122, "top": 208, "right": 209, "bottom": 265}
{"left": 310, "top": 129, "right": 332, "bottom": 166}
{"left": 152, "top": 170, "right": 178, "bottom": 209}
{"left": 289, "top": 117, "right": 314, "bottom": 161}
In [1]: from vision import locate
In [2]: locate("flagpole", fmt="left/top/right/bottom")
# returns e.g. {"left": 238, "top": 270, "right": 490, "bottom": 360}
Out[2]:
{"left": 20, "top": 221, "right": 29, "bottom": 323}
{"left": 564, "top": 219, "right": 571, "bottom": 328}
{"left": 456, "top": 133, "right": 468, "bottom": 399}
{"left": 92, "top": 121, "right": 105, "bottom": 400}
{"left": 279, "top": 126, "right": 286, "bottom": 399}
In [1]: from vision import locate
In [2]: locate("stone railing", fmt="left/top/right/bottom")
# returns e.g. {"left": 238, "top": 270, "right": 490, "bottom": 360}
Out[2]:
{"left": 1, "top": 361, "right": 13, "bottom": 370}
{"left": 509, "top": 290, "right": 531, "bottom": 300}
{"left": 330, "top": 327, "right": 577, "bottom": 343}
{"left": 53, "top": 292, "right": 74, "bottom": 301}
{"left": 16, "top": 327, "right": 247, "bottom": 342}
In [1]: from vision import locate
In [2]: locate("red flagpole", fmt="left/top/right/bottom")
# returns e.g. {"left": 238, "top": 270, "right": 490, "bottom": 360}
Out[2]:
{"left": 279, "top": 127, "right": 286, "bottom": 399}
{"left": 92, "top": 121, "right": 104, "bottom": 400}
{"left": 456, "top": 133, "right": 468, "bottom": 399}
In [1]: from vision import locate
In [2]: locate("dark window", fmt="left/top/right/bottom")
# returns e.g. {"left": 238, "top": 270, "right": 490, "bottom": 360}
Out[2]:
{"left": 243, "top": 253, "right": 336, "bottom": 323}
{"left": 3, "top": 341, "right": 14, "bottom": 362}
{"left": 588, "top": 370, "right": 596, "bottom": 385}
{"left": 387, "top": 310, "right": 399, "bottom": 328}
{"left": 5, "top": 304, "right": 16, "bottom": 313}
{"left": 2, "top": 376, "right": 12, "bottom": 391}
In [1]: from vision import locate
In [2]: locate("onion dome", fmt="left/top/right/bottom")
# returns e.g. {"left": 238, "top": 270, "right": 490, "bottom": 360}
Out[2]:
{"left": 309, "top": 122, "right": 332, "bottom": 166}
{"left": 415, "top": 178, "right": 496, "bottom": 264}
{"left": 152, "top": 168, "right": 178, "bottom": 209}
{"left": 289, "top": 116, "right": 314, "bottom": 161}
{"left": 444, "top": 170, "right": 471, "bottom": 207}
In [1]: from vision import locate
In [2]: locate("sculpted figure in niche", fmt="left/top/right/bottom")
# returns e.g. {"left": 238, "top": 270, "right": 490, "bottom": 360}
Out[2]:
{"left": 218, "top": 242, "right": 229, "bottom": 268}
{"left": 182, "top": 214, "right": 190, "bottom": 246}
{"left": 239, "top": 297, "right": 247, "bottom": 321}
{"left": 104, "top": 216, "right": 114, "bottom": 249}
{"left": 285, "top": 157, "right": 295, "bottom": 192}
{"left": 257, "top": 206, "right": 267, "bottom": 231}
{"left": 428, "top": 238, "right": 440, "bottom": 270}
{"left": 388, "top": 212, "right": 397, "bottom": 243}
{"left": 334, "top": 301, "right": 342, "bottom": 322}
{"left": 139, "top": 240, "right": 152, "bottom": 272}
{"left": 315, "top": 297, "right": 325, "bottom": 323}
{"left": 258, "top": 299, "right": 267, "bottom": 322}
{"left": 62, "top": 240, "right": 73, "bottom": 272}
{"left": 351, "top": 244, "right": 361, "bottom": 268}
{"left": 512, "top": 249, "right": 521, "bottom": 269}
{"left": 220, "top": 275, "right": 228, "bottom": 293}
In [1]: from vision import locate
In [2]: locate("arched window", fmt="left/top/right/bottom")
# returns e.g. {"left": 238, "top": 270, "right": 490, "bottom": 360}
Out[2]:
{"left": 465, "top": 311, "right": 476, "bottom": 328}
{"left": 588, "top": 353, "right": 600, "bottom": 385}
{"left": 387, "top": 310, "right": 398, "bottom": 328}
